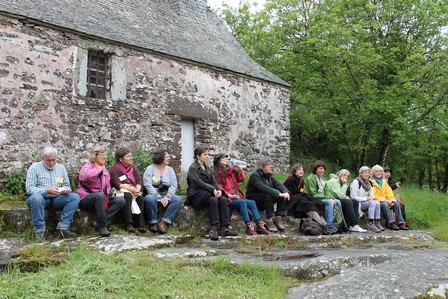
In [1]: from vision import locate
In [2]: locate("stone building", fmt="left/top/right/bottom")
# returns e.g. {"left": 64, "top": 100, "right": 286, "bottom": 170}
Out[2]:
{"left": 0, "top": 0, "right": 290, "bottom": 183}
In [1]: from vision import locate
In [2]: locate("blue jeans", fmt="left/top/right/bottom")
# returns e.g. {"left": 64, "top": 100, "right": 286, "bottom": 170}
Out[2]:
{"left": 144, "top": 194, "right": 183, "bottom": 224}
{"left": 228, "top": 199, "right": 261, "bottom": 222}
{"left": 360, "top": 200, "right": 381, "bottom": 220}
{"left": 380, "top": 201, "right": 404, "bottom": 225}
{"left": 321, "top": 199, "right": 341, "bottom": 227}
{"left": 26, "top": 192, "right": 80, "bottom": 233}
{"left": 79, "top": 192, "right": 126, "bottom": 228}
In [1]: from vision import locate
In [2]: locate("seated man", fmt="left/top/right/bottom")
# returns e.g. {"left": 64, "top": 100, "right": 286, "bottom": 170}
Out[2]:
{"left": 25, "top": 146, "right": 80, "bottom": 240}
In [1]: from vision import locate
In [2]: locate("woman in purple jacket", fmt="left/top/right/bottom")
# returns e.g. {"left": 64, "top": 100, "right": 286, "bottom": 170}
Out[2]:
{"left": 78, "top": 145, "right": 126, "bottom": 237}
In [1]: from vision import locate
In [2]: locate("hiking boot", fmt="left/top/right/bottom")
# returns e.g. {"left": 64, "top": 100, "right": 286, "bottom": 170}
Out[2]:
{"left": 219, "top": 226, "right": 238, "bottom": 236}
{"left": 125, "top": 224, "right": 137, "bottom": 233}
{"left": 158, "top": 221, "right": 168, "bottom": 234}
{"left": 399, "top": 224, "right": 410, "bottom": 230}
{"left": 137, "top": 227, "right": 147, "bottom": 233}
{"left": 91, "top": 220, "right": 111, "bottom": 230}
{"left": 273, "top": 215, "right": 285, "bottom": 231}
{"left": 256, "top": 221, "right": 270, "bottom": 235}
{"left": 149, "top": 223, "right": 159, "bottom": 233}
{"left": 327, "top": 225, "right": 338, "bottom": 235}
{"left": 265, "top": 218, "right": 278, "bottom": 232}
{"left": 349, "top": 225, "right": 367, "bottom": 233}
{"left": 375, "top": 221, "right": 385, "bottom": 231}
{"left": 389, "top": 223, "right": 399, "bottom": 231}
{"left": 209, "top": 225, "right": 219, "bottom": 241}
{"left": 245, "top": 221, "right": 257, "bottom": 235}
{"left": 367, "top": 223, "right": 381, "bottom": 233}
{"left": 98, "top": 227, "right": 111, "bottom": 237}
{"left": 57, "top": 229, "right": 77, "bottom": 239}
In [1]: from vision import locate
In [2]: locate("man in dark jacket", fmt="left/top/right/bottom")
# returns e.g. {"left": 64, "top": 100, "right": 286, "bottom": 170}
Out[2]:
{"left": 246, "top": 158, "right": 290, "bottom": 232}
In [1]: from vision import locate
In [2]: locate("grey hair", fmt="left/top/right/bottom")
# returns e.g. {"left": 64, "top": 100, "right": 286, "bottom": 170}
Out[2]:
{"left": 42, "top": 146, "right": 57, "bottom": 157}
{"left": 358, "top": 166, "right": 370, "bottom": 175}
{"left": 257, "top": 158, "right": 273, "bottom": 170}
{"left": 336, "top": 169, "right": 350, "bottom": 177}
{"left": 370, "top": 164, "right": 384, "bottom": 178}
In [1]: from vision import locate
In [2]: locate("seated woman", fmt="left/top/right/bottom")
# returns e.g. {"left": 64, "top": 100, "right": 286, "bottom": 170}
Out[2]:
{"left": 78, "top": 145, "right": 126, "bottom": 237}
{"left": 143, "top": 149, "right": 182, "bottom": 234}
{"left": 370, "top": 165, "right": 409, "bottom": 231}
{"left": 303, "top": 160, "right": 340, "bottom": 234}
{"left": 109, "top": 147, "right": 146, "bottom": 233}
{"left": 350, "top": 166, "right": 383, "bottom": 233}
{"left": 186, "top": 145, "right": 237, "bottom": 241}
{"left": 283, "top": 163, "right": 326, "bottom": 227}
{"left": 213, "top": 153, "right": 270, "bottom": 235}
{"left": 246, "top": 158, "right": 290, "bottom": 232}
{"left": 326, "top": 169, "right": 367, "bottom": 233}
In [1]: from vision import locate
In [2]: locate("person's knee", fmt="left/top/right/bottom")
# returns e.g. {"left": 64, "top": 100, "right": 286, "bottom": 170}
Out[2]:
{"left": 114, "top": 197, "right": 126, "bottom": 207}
{"left": 67, "top": 193, "right": 80, "bottom": 203}
{"left": 27, "top": 193, "right": 45, "bottom": 206}
{"left": 170, "top": 195, "right": 183, "bottom": 207}
{"left": 144, "top": 195, "right": 158, "bottom": 205}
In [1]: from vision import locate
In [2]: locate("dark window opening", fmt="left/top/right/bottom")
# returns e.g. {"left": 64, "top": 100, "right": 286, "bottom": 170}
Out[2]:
{"left": 87, "top": 51, "right": 109, "bottom": 99}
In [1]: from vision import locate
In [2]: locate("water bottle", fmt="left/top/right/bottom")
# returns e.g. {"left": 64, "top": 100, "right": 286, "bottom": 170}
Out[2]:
{"left": 229, "top": 159, "right": 247, "bottom": 169}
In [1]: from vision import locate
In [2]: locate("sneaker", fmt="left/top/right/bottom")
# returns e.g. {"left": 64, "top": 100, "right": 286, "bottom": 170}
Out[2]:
{"left": 149, "top": 223, "right": 159, "bottom": 233}
{"left": 209, "top": 225, "right": 219, "bottom": 241}
{"left": 245, "top": 221, "right": 257, "bottom": 235}
{"left": 158, "top": 221, "right": 168, "bottom": 234}
{"left": 399, "top": 224, "right": 410, "bottom": 230}
{"left": 256, "top": 221, "right": 270, "bottom": 235}
{"left": 125, "top": 224, "right": 137, "bottom": 233}
{"left": 33, "top": 231, "right": 45, "bottom": 241}
{"left": 265, "top": 218, "right": 278, "bottom": 232}
{"left": 375, "top": 221, "right": 385, "bottom": 231}
{"left": 57, "top": 229, "right": 77, "bottom": 239}
{"left": 98, "top": 227, "right": 111, "bottom": 237}
{"left": 367, "top": 223, "right": 380, "bottom": 233}
{"left": 349, "top": 225, "right": 367, "bottom": 233}
{"left": 219, "top": 226, "right": 238, "bottom": 236}
{"left": 273, "top": 215, "right": 285, "bottom": 231}
{"left": 389, "top": 223, "right": 399, "bottom": 231}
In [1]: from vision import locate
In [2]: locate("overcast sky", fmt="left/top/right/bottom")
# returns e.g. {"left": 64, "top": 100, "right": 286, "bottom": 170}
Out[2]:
{"left": 207, "top": 0, "right": 265, "bottom": 11}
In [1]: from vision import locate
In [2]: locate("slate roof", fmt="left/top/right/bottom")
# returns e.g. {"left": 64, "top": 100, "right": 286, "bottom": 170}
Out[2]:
{"left": 0, "top": 0, "right": 288, "bottom": 86}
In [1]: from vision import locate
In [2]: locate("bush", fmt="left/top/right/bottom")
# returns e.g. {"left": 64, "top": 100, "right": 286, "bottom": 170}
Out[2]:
{"left": 1, "top": 171, "right": 26, "bottom": 196}
{"left": 106, "top": 146, "right": 152, "bottom": 172}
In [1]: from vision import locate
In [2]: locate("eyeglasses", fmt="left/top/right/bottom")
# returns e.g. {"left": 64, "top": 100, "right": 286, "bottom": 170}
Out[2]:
{"left": 124, "top": 154, "right": 132, "bottom": 158}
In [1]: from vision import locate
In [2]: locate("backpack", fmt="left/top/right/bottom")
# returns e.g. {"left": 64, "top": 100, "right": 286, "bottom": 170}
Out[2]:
{"left": 300, "top": 218, "right": 324, "bottom": 236}
{"left": 333, "top": 205, "right": 350, "bottom": 233}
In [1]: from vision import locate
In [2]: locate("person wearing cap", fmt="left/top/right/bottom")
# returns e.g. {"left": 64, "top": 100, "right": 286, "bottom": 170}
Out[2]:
{"left": 213, "top": 153, "right": 270, "bottom": 235}
{"left": 246, "top": 158, "right": 290, "bottom": 232}
{"left": 370, "top": 165, "right": 409, "bottom": 230}
{"left": 349, "top": 166, "right": 383, "bottom": 233}
{"left": 326, "top": 169, "right": 367, "bottom": 233}
{"left": 383, "top": 167, "right": 401, "bottom": 190}
{"left": 186, "top": 145, "right": 237, "bottom": 240}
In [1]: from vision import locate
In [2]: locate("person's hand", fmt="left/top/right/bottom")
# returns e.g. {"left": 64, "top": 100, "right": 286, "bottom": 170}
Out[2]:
{"left": 340, "top": 176, "right": 348, "bottom": 184}
{"left": 396, "top": 182, "right": 401, "bottom": 188}
{"left": 61, "top": 187, "right": 70, "bottom": 194}
{"left": 367, "top": 197, "right": 374, "bottom": 203}
{"left": 387, "top": 201, "right": 395, "bottom": 208}
{"left": 160, "top": 197, "right": 169, "bottom": 207}
{"left": 279, "top": 192, "right": 290, "bottom": 201}
{"left": 214, "top": 189, "right": 222, "bottom": 198}
{"left": 228, "top": 194, "right": 239, "bottom": 199}
{"left": 47, "top": 187, "right": 61, "bottom": 195}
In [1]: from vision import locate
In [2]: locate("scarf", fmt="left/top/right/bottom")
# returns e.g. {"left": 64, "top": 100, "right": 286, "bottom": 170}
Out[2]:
{"left": 316, "top": 175, "right": 324, "bottom": 194}
{"left": 356, "top": 176, "right": 371, "bottom": 191}
{"left": 373, "top": 177, "right": 383, "bottom": 188}
{"left": 115, "top": 161, "right": 136, "bottom": 186}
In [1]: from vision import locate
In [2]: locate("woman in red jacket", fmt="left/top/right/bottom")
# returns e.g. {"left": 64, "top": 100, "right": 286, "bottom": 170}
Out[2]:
{"left": 213, "top": 153, "right": 269, "bottom": 235}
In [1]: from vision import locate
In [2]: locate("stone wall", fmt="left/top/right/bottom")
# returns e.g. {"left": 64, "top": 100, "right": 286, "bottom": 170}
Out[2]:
{"left": 0, "top": 15, "right": 290, "bottom": 183}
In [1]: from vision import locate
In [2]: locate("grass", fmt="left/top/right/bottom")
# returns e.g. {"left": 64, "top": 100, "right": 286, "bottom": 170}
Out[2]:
{"left": 0, "top": 246, "right": 296, "bottom": 299}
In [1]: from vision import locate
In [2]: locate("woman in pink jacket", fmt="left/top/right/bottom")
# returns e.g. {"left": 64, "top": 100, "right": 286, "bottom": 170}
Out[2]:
{"left": 78, "top": 145, "right": 126, "bottom": 237}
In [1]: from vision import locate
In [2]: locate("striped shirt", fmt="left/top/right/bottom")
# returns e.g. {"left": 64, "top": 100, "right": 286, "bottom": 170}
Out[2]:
{"left": 25, "top": 161, "right": 71, "bottom": 198}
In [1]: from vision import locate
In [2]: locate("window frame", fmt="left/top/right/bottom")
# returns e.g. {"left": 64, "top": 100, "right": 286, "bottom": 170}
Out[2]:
{"left": 86, "top": 51, "right": 110, "bottom": 99}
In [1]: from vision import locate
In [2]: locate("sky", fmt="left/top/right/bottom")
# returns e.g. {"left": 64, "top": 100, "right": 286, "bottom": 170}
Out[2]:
{"left": 207, "top": 0, "right": 265, "bottom": 11}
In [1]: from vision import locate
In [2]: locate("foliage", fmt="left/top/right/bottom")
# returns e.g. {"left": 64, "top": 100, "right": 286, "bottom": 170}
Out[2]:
{"left": 220, "top": 0, "right": 448, "bottom": 188}
{"left": 105, "top": 146, "right": 153, "bottom": 172}
{"left": 0, "top": 247, "right": 295, "bottom": 298}
{"left": 1, "top": 170, "right": 26, "bottom": 196}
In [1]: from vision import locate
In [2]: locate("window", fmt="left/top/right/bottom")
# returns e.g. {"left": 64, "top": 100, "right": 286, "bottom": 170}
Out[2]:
{"left": 87, "top": 51, "right": 109, "bottom": 99}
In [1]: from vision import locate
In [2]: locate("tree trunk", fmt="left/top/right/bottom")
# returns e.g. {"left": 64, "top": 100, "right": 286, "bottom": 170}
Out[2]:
{"left": 443, "top": 161, "right": 448, "bottom": 194}
{"left": 428, "top": 158, "right": 433, "bottom": 191}
{"left": 418, "top": 165, "right": 425, "bottom": 189}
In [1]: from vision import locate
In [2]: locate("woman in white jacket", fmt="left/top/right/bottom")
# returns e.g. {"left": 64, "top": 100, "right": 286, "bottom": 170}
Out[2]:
{"left": 350, "top": 166, "right": 383, "bottom": 233}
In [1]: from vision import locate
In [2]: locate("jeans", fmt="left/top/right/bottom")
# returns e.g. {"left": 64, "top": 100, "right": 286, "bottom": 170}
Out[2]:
{"left": 340, "top": 198, "right": 359, "bottom": 227}
{"left": 380, "top": 201, "right": 404, "bottom": 225}
{"left": 360, "top": 200, "right": 381, "bottom": 220}
{"left": 26, "top": 192, "right": 80, "bottom": 233}
{"left": 321, "top": 199, "right": 341, "bottom": 227}
{"left": 144, "top": 194, "right": 183, "bottom": 224}
{"left": 79, "top": 192, "right": 126, "bottom": 228}
{"left": 228, "top": 199, "right": 261, "bottom": 222}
